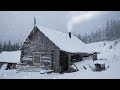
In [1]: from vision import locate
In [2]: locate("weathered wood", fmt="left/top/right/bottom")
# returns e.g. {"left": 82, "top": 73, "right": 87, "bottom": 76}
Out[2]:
{"left": 53, "top": 46, "right": 60, "bottom": 72}
{"left": 68, "top": 53, "right": 71, "bottom": 72}
{"left": 21, "top": 27, "right": 56, "bottom": 61}
{"left": 21, "top": 26, "right": 86, "bottom": 73}
{"left": 33, "top": 52, "right": 41, "bottom": 66}
{"left": 59, "top": 50, "right": 69, "bottom": 73}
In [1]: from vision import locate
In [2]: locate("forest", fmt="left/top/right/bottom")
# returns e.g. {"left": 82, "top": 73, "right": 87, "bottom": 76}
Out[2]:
{"left": 0, "top": 40, "right": 22, "bottom": 53}
{"left": 0, "top": 18, "right": 120, "bottom": 52}
{"left": 77, "top": 19, "right": 120, "bottom": 44}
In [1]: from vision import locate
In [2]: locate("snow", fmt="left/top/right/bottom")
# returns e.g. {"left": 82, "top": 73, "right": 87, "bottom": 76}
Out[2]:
{"left": 0, "top": 40, "right": 120, "bottom": 79}
{"left": 88, "top": 40, "right": 120, "bottom": 65}
{"left": 1, "top": 63, "right": 7, "bottom": 70}
{"left": 22, "top": 57, "right": 32, "bottom": 61}
{"left": 37, "top": 25, "right": 93, "bottom": 53}
{"left": 0, "top": 60, "right": 120, "bottom": 79}
{"left": 0, "top": 51, "right": 21, "bottom": 63}
{"left": 41, "top": 56, "right": 52, "bottom": 60}
{"left": 94, "top": 60, "right": 105, "bottom": 64}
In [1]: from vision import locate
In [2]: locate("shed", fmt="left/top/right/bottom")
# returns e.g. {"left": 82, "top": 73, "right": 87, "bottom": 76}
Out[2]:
{"left": 0, "top": 51, "right": 21, "bottom": 69}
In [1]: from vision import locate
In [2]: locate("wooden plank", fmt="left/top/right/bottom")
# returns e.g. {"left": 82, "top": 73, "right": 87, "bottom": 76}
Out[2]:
{"left": 21, "top": 27, "right": 57, "bottom": 67}
{"left": 68, "top": 53, "right": 71, "bottom": 72}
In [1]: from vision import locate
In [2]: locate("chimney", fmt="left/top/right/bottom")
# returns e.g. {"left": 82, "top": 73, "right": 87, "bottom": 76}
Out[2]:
{"left": 69, "top": 32, "right": 71, "bottom": 38}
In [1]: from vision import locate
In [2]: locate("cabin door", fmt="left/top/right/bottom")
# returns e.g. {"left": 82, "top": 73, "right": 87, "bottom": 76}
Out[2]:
{"left": 60, "top": 51, "right": 69, "bottom": 73}
{"left": 33, "top": 52, "right": 42, "bottom": 66}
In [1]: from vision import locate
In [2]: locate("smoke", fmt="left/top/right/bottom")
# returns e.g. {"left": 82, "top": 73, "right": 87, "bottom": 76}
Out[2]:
{"left": 67, "top": 11, "right": 102, "bottom": 32}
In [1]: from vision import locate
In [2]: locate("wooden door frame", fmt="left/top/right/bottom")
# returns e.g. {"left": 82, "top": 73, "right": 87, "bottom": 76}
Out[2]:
{"left": 33, "top": 52, "right": 44, "bottom": 66}
{"left": 60, "top": 51, "right": 70, "bottom": 72}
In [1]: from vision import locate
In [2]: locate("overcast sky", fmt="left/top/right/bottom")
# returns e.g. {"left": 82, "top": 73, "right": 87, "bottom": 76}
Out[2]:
{"left": 0, "top": 11, "right": 120, "bottom": 43}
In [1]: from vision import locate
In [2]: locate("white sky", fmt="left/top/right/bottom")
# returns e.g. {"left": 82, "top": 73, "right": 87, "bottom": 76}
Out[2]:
{"left": 0, "top": 11, "right": 120, "bottom": 43}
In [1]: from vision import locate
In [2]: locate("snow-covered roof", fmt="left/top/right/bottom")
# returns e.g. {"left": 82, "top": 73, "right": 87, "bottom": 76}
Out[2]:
{"left": 94, "top": 60, "right": 105, "bottom": 65}
{"left": 0, "top": 51, "right": 21, "bottom": 63}
{"left": 37, "top": 25, "right": 93, "bottom": 53}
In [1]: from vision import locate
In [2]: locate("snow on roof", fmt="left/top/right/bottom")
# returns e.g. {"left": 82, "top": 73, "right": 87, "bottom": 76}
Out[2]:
{"left": 94, "top": 60, "right": 105, "bottom": 65}
{"left": 37, "top": 25, "right": 93, "bottom": 53}
{"left": 22, "top": 57, "right": 32, "bottom": 61}
{"left": 0, "top": 51, "right": 21, "bottom": 63}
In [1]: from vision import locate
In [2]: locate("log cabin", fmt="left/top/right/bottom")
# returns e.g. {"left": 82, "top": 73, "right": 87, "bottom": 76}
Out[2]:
{"left": 20, "top": 20, "right": 93, "bottom": 73}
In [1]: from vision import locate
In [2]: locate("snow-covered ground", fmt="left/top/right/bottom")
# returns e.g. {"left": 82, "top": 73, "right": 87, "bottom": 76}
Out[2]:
{"left": 0, "top": 40, "right": 120, "bottom": 79}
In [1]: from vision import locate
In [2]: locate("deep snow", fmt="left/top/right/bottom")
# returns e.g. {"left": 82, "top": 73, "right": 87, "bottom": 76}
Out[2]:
{"left": 0, "top": 40, "right": 120, "bottom": 79}
{"left": 0, "top": 51, "right": 21, "bottom": 63}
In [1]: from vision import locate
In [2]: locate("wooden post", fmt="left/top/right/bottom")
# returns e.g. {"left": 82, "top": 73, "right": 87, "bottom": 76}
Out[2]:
{"left": 51, "top": 50, "right": 54, "bottom": 70}
{"left": 68, "top": 53, "right": 71, "bottom": 72}
{"left": 81, "top": 53, "right": 83, "bottom": 61}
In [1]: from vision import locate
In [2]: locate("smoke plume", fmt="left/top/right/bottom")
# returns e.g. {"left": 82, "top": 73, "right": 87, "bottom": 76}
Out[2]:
{"left": 67, "top": 11, "right": 101, "bottom": 32}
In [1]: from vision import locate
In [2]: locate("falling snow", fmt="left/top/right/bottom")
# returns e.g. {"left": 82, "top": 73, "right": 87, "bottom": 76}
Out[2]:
{"left": 0, "top": 40, "right": 120, "bottom": 79}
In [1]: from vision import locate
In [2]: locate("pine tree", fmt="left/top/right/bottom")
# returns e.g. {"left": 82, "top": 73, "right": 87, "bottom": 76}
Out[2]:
{"left": 81, "top": 18, "right": 120, "bottom": 44}
{"left": 3, "top": 42, "right": 7, "bottom": 51}
{"left": 8, "top": 40, "right": 12, "bottom": 51}
{"left": 105, "top": 20, "right": 109, "bottom": 40}
{"left": 0, "top": 41, "right": 2, "bottom": 53}
{"left": 98, "top": 27, "right": 102, "bottom": 41}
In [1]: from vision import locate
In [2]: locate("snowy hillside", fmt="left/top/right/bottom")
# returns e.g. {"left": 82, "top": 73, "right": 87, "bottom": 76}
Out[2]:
{"left": 0, "top": 40, "right": 120, "bottom": 79}
{"left": 87, "top": 40, "right": 120, "bottom": 65}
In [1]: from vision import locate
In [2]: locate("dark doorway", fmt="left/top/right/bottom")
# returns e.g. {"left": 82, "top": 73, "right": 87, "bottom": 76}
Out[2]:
{"left": 71, "top": 54, "right": 82, "bottom": 63}
{"left": 60, "top": 51, "right": 69, "bottom": 73}
{"left": 6, "top": 63, "right": 12, "bottom": 70}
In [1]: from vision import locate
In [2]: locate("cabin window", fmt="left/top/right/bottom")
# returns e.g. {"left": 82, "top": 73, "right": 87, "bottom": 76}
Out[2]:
{"left": 33, "top": 52, "right": 41, "bottom": 66}
{"left": 32, "top": 52, "right": 53, "bottom": 69}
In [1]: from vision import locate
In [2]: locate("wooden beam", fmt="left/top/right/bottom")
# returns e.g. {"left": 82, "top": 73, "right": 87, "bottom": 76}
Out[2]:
{"left": 68, "top": 53, "right": 71, "bottom": 72}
